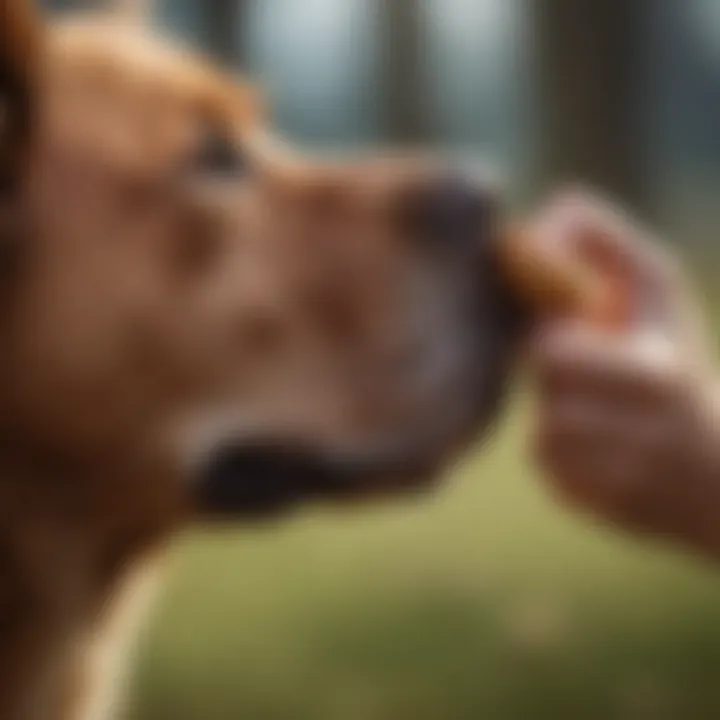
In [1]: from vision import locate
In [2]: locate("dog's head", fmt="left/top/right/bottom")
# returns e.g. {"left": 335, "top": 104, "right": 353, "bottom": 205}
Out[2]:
{"left": 0, "top": 2, "right": 527, "bottom": 522}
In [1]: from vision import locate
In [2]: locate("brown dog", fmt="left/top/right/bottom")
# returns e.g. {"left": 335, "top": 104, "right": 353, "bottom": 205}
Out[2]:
{"left": 0, "top": 2, "right": 591, "bottom": 718}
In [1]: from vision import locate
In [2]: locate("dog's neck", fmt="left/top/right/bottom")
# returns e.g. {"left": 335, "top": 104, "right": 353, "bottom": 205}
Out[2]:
{"left": 0, "top": 472, "right": 92, "bottom": 720}
{"left": 0, "top": 452, "right": 172, "bottom": 720}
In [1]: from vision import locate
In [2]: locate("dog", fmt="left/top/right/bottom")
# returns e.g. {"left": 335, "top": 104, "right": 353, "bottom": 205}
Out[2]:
{"left": 0, "top": 2, "right": 578, "bottom": 717}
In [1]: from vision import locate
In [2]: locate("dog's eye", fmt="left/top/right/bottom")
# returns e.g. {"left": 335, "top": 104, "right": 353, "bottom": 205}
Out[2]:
{"left": 194, "top": 128, "right": 248, "bottom": 177}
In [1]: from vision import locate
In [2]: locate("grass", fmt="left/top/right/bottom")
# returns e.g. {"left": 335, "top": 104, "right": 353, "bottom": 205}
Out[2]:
{"left": 129, "top": 388, "right": 720, "bottom": 720}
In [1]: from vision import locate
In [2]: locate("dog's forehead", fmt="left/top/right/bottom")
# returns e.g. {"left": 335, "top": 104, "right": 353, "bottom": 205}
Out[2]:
{"left": 47, "top": 19, "right": 261, "bottom": 133}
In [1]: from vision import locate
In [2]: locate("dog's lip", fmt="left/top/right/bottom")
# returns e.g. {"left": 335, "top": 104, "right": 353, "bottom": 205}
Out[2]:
{"left": 193, "top": 438, "right": 443, "bottom": 519}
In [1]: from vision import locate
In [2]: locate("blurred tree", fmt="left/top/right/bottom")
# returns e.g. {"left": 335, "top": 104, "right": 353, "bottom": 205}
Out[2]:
{"left": 532, "top": 0, "right": 653, "bottom": 217}
{"left": 204, "top": 0, "right": 247, "bottom": 66}
{"left": 378, "top": 0, "right": 429, "bottom": 144}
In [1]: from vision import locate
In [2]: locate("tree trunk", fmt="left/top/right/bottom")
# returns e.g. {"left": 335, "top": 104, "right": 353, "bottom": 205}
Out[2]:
{"left": 377, "top": 0, "right": 428, "bottom": 144}
{"left": 532, "top": 0, "right": 652, "bottom": 216}
{"left": 204, "top": 0, "right": 247, "bottom": 68}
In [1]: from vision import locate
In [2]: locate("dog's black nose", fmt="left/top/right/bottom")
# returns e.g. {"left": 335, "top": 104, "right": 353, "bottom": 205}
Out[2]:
{"left": 404, "top": 175, "right": 499, "bottom": 249}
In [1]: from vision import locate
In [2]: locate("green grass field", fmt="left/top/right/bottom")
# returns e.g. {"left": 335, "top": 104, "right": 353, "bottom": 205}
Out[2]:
{"left": 129, "top": 386, "right": 720, "bottom": 720}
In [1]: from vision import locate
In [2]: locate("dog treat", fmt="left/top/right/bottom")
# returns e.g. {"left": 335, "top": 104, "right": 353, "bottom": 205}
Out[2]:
{"left": 499, "top": 223, "right": 631, "bottom": 330}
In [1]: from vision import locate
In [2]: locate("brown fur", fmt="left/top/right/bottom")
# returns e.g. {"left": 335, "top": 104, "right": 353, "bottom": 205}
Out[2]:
{"left": 0, "top": 4, "right": 522, "bottom": 718}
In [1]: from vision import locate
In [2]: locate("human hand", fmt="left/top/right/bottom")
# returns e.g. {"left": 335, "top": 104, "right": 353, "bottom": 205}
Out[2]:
{"left": 528, "top": 192, "right": 720, "bottom": 555}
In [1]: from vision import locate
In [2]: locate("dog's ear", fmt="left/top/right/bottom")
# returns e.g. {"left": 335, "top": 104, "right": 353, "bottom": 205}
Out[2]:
{"left": 0, "top": 0, "right": 43, "bottom": 198}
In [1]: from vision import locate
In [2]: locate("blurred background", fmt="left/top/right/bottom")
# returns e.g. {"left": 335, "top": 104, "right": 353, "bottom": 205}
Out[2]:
{"left": 47, "top": 0, "right": 720, "bottom": 718}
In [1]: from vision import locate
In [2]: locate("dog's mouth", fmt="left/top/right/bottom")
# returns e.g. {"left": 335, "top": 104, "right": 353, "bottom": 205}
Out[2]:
{"left": 195, "top": 440, "right": 446, "bottom": 519}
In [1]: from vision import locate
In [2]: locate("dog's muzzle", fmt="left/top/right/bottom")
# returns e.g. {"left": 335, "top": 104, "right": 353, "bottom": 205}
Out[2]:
{"left": 191, "top": 173, "right": 532, "bottom": 519}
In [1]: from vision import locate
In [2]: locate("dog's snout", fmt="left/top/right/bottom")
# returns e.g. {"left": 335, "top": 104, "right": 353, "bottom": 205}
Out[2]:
{"left": 402, "top": 175, "right": 498, "bottom": 248}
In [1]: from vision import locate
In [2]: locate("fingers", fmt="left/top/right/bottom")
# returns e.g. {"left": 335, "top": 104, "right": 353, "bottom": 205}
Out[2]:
{"left": 528, "top": 189, "right": 686, "bottom": 335}
{"left": 532, "top": 387, "right": 703, "bottom": 538}
{"left": 530, "top": 321, "right": 684, "bottom": 405}
{"left": 529, "top": 187, "right": 711, "bottom": 372}
{"left": 533, "top": 415, "right": 674, "bottom": 529}
{"left": 534, "top": 420, "right": 642, "bottom": 517}
{"left": 525, "top": 190, "right": 715, "bottom": 542}
{"left": 527, "top": 316, "right": 710, "bottom": 536}
{"left": 532, "top": 189, "right": 677, "bottom": 288}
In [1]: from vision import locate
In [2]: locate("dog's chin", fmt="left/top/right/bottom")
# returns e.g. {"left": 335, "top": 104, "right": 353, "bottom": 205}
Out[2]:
{"left": 193, "top": 440, "right": 444, "bottom": 520}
